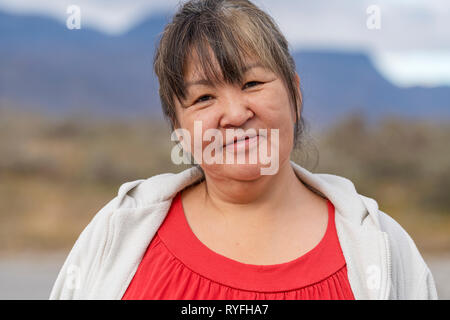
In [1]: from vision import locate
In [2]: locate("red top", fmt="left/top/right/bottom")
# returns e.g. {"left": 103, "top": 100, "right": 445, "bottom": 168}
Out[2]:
{"left": 122, "top": 192, "right": 355, "bottom": 300}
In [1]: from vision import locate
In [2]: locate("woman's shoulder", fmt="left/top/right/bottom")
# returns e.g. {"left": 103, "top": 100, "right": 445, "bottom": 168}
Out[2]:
{"left": 357, "top": 192, "right": 429, "bottom": 269}
{"left": 115, "top": 167, "right": 203, "bottom": 208}
{"left": 49, "top": 170, "right": 201, "bottom": 299}
{"left": 318, "top": 168, "right": 437, "bottom": 298}
{"left": 375, "top": 209, "right": 438, "bottom": 299}
{"left": 72, "top": 167, "right": 203, "bottom": 250}
{"left": 376, "top": 209, "right": 427, "bottom": 268}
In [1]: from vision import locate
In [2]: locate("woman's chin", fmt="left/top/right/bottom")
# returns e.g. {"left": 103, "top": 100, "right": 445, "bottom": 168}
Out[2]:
{"left": 204, "top": 163, "right": 268, "bottom": 181}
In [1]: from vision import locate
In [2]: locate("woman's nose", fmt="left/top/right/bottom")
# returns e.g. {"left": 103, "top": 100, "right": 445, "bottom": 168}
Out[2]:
{"left": 218, "top": 93, "right": 255, "bottom": 128}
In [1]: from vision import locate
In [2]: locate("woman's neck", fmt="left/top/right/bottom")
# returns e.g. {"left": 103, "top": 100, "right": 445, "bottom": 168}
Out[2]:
{"left": 197, "top": 159, "right": 313, "bottom": 222}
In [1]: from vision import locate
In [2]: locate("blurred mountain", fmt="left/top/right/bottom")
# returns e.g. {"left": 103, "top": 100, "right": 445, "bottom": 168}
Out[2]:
{"left": 294, "top": 51, "right": 450, "bottom": 124}
{"left": 0, "top": 10, "right": 449, "bottom": 123}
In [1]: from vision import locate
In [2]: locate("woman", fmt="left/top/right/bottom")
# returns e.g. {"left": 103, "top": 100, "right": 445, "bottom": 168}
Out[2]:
{"left": 50, "top": 0, "right": 437, "bottom": 300}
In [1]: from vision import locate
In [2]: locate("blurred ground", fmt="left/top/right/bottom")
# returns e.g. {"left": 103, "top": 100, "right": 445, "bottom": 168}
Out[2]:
{"left": 0, "top": 107, "right": 449, "bottom": 299}
{"left": 0, "top": 252, "right": 66, "bottom": 300}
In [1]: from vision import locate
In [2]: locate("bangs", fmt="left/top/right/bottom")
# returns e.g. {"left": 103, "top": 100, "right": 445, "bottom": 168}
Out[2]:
{"left": 166, "top": 7, "right": 284, "bottom": 106}
{"left": 186, "top": 37, "right": 257, "bottom": 91}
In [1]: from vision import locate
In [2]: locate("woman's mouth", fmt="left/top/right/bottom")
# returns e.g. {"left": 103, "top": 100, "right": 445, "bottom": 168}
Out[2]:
{"left": 223, "top": 134, "right": 260, "bottom": 153}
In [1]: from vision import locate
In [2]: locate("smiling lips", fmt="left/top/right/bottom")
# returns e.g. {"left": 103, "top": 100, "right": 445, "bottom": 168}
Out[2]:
{"left": 223, "top": 133, "right": 261, "bottom": 150}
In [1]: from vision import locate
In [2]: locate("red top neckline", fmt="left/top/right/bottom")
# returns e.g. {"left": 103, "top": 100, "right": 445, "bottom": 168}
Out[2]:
{"left": 157, "top": 192, "right": 346, "bottom": 292}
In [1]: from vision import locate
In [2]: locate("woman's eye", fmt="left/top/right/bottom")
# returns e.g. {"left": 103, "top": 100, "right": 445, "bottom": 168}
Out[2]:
{"left": 194, "top": 95, "right": 213, "bottom": 104}
{"left": 243, "top": 81, "right": 262, "bottom": 90}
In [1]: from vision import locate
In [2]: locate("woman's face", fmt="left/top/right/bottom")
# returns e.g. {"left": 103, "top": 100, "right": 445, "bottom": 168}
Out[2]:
{"left": 173, "top": 51, "right": 299, "bottom": 181}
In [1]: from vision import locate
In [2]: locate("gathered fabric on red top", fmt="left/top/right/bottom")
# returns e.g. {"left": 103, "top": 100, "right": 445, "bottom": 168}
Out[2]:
{"left": 122, "top": 192, "right": 355, "bottom": 300}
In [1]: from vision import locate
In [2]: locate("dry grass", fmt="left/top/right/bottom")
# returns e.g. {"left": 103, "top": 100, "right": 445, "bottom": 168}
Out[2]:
{"left": 1, "top": 107, "right": 449, "bottom": 255}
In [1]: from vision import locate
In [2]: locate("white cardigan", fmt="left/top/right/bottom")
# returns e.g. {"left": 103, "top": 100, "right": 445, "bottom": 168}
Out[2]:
{"left": 49, "top": 161, "right": 438, "bottom": 299}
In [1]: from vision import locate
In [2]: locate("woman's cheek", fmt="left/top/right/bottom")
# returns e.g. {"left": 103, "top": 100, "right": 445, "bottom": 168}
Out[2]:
{"left": 186, "top": 112, "right": 220, "bottom": 158}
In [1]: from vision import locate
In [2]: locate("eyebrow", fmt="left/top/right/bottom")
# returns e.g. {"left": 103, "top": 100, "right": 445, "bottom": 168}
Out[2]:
{"left": 185, "top": 63, "right": 265, "bottom": 88}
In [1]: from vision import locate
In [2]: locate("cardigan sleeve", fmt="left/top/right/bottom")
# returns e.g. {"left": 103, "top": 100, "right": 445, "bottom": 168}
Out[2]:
{"left": 415, "top": 266, "right": 438, "bottom": 300}
{"left": 48, "top": 196, "right": 120, "bottom": 299}
{"left": 377, "top": 210, "right": 438, "bottom": 300}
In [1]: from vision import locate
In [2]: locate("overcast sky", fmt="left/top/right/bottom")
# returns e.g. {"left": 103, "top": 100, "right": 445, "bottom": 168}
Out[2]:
{"left": 1, "top": 0, "right": 449, "bottom": 87}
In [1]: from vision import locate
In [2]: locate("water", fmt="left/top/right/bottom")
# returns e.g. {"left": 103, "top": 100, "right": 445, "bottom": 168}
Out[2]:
{"left": 0, "top": 252, "right": 449, "bottom": 299}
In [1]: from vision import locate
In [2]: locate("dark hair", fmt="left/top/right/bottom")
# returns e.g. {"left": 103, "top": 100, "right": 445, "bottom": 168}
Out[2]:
{"left": 154, "top": 0, "right": 306, "bottom": 148}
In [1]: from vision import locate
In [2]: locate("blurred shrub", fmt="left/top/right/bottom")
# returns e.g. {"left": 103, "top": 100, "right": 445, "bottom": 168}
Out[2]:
{"left": 312, "top": 113, "right": 450, "bottom": 214}
{"left": 0, "top": 107, "right": 449, "bottom": 253}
